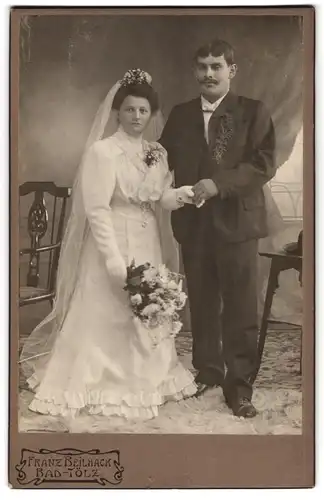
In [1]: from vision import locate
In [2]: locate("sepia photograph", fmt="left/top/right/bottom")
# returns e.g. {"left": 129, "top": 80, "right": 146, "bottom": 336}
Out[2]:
{"left": 15, "top": 10, "right": 307, "bottom": 437}
{"left": 8, "top": 7, "right": 315, "bottom": 488}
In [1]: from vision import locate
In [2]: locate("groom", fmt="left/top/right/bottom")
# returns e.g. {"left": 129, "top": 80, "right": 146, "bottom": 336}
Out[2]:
{"left": 160, "top": 39, "right": 277, "bottom": 418}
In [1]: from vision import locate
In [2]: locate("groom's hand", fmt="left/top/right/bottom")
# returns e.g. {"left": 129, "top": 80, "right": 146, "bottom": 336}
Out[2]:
{"left": 192, "top": 179, "right": 218, "bottom": 206}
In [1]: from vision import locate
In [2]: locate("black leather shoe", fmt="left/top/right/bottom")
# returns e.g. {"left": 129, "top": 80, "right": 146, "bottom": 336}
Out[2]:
{"left": 225, "top": 397, "right": 258, "bottom": 418}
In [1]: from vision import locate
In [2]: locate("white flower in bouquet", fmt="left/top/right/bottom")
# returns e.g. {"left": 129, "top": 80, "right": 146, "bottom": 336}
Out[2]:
{"left": 166, "top": 289, "right": 180, "bottom": 302}
{"left": 176, "top": 292, "right": 187, "bottom": 309}
{"left": 171, "top": 321, "right": 183, "bottom": 335}
{"left": 142, "top": 303, "right": 161, "bottom": 316}
{"left": 157, "top": 264, "right": 170, "bottom": 285}
{"left": 167, "top": 280, "right": 179, "bottom": 291}
{"left": 143, "top": 267, "right": 158, "bottom": 283}
{"left": 157, "top": 277, "right": 168, "bottom": 288}
{"left": 164, "top": 305, "right": 176, "bottom": 317}
{"left": 130, "top": 293, "right": 142, "bottom": 306}
{"left": 148, "top": 292, "right": 159, "bottom": 301}
{"left": 157, "top": 263, "right": 169, "bottom": 277}
{"left": 160, "top": 299, "right": 173, "bottom": 311}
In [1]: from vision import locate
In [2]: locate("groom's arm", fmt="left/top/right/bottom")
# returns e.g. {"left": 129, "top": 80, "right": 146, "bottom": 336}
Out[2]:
{"left": 210, "top": 101, "right": 277, "bottom": 199}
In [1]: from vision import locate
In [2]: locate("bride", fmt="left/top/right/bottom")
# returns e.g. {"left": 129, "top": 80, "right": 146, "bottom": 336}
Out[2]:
{"left": 20, "top": 69, "right": 198, "bottom": 420}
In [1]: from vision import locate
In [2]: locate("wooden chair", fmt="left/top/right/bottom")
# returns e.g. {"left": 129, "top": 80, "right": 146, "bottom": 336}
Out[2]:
{"left": 19, "top": 182, "right": 72, "bottom": 308}
{"left": 250, "top": 230, "right": 303, "bottom": 384}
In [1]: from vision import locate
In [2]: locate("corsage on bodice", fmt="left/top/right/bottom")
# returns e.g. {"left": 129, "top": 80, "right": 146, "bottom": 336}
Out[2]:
{"left": 111, "top": 127, "right": 171, "bottom": 199}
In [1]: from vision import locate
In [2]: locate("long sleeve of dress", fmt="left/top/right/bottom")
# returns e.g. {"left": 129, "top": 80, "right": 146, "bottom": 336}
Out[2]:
{"left": 81, "top": 142, "right": 127, "bottom": 280}
{"left": 160, "top": 186, "right": 179, "bottom": 210}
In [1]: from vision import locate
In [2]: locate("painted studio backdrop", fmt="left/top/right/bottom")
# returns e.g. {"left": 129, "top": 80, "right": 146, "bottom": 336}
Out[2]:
{"left": 18, "top": 14, "right": 304, "bottom": 329}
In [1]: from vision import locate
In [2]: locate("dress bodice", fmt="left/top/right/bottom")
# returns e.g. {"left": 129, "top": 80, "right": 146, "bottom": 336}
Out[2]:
{"left": 101, "top": 127, "right": 172, "bottom": 221}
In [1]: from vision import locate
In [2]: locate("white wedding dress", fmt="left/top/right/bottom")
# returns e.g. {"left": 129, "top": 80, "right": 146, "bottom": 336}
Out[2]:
{"left": 25, "top": 127, "right": 197, "bottom": 420}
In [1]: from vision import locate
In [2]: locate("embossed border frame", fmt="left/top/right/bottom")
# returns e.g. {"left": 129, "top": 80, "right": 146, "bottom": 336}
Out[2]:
{"left": 9, "top": 6, "right": 315, "bottom": 489}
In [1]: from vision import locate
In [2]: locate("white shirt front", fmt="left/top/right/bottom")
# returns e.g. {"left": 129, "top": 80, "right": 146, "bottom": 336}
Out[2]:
{"left": 201, "top": 93, "right": 228, "bottom": 143}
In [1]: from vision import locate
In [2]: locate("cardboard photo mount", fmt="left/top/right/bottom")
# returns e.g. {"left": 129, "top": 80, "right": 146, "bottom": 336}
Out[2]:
{"left": 9, "top": 6, "right": 315, "bottom": 489}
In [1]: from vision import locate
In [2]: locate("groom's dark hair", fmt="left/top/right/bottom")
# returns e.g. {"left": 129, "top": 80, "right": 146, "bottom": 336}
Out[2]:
{"left": 194, "top": 39, "right": 235, "bottom": 66}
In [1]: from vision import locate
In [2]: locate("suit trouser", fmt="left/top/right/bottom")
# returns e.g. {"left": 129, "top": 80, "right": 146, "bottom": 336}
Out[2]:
{"left": 181, "top": 229, "right": 259, "bottom": 401}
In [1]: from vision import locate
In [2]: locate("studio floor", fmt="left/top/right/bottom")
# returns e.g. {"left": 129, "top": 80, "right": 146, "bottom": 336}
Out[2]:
{"left": 18, "top": 303, "right": 302, "bottom": 435}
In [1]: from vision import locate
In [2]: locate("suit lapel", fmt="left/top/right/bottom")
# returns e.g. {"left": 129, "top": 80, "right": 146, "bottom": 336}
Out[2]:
{"left": 177, "top": 94, "right": 238, "bottom": 181}
{"left": 190, "top": 97, "right": 205, "bottom": 142}
{"left": 190, "top": 92, "right": 238, "bottom": 146}
{"left": 209, "top": 91, "right": 238, "bottom": 120}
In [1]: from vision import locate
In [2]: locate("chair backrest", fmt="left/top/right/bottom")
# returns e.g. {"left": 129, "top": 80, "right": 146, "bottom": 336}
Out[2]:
{"left": 19, "top": 182, "right": 72, "bottom": 291}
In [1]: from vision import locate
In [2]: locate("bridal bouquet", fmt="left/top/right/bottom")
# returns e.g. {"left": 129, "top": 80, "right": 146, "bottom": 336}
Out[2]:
{"left": 124, "top": 260, "right": 187, "bottom": 346}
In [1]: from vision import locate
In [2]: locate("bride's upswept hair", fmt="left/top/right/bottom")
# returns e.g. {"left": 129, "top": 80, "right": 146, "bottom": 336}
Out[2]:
{"left": 112, "top": 82, "right": 159, "bottom": 114}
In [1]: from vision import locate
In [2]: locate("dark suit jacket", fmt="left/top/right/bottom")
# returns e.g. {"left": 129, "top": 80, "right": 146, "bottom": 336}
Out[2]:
{"left": 159, "top": 92, "right": 277, "bottom": 245}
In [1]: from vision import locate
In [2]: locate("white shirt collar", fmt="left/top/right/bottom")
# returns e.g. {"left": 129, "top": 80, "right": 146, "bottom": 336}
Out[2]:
{"left": 201, "top": 92, "right": 228, "bottom": 112}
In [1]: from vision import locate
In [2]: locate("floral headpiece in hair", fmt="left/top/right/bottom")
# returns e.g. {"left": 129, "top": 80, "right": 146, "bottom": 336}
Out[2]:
{"left": 120, "top": 68, "right": 152, "bottom": 87}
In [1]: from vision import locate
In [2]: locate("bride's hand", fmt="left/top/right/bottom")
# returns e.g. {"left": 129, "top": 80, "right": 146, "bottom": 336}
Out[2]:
{"left": 106, "top": 257, "right": 127, "bottom": 284}
{"left": 175, "top": 186, "right": 195, "bottom": 205}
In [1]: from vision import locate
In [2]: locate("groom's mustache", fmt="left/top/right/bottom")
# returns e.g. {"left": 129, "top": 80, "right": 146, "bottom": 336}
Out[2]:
{"left": 199, "top": 79, "right": 219, "bottom": 85}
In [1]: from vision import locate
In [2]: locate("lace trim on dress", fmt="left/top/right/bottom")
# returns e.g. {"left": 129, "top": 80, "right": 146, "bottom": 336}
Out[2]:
{"left": 27, "top": 365, "right": 197, "bottom": 420}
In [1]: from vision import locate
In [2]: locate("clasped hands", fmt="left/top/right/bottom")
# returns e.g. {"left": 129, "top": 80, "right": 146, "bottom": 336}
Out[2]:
{"left": 176, "top": 179, "right": 218, "bottom": 208}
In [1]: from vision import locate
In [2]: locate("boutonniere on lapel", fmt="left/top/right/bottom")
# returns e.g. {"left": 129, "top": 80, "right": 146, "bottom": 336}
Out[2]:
{"left": 212, "top": 112, "right": 234, "bottom": 165}
{"left": 143, "top": 144, "right": 164, "bottom": 168}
